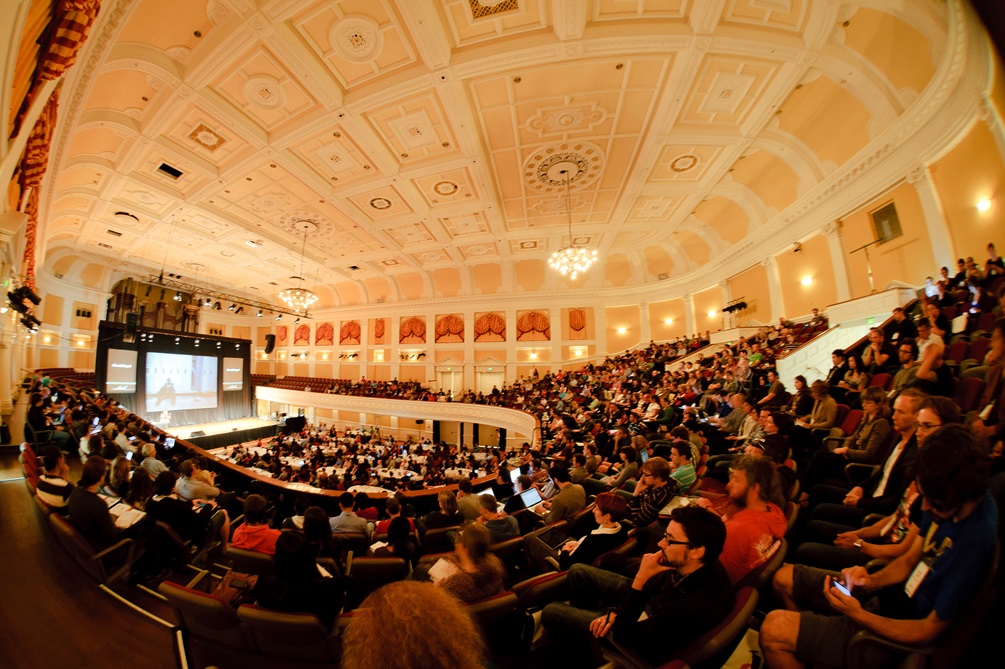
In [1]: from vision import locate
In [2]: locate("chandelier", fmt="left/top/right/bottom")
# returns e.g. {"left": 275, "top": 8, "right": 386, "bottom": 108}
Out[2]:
{"left": 548, "top": 168, "right": 597, "bottom": 280}
{"left": 279, "top": 221, "right": 318, "bottom": 313}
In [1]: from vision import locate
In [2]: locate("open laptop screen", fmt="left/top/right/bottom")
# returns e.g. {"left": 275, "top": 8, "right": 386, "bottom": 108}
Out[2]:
{"left": 518, "top": 487, "right": 544, "bottom": 509}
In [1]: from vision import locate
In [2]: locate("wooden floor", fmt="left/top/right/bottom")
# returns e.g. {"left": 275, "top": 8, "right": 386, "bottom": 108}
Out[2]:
{"left": 0, "top": 453, "right": 176, "bottom": 669}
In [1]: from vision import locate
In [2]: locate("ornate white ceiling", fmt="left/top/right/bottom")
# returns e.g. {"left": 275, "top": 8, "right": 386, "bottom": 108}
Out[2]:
{"left": 39, "top": 0, "right": 954, "bottom": 310}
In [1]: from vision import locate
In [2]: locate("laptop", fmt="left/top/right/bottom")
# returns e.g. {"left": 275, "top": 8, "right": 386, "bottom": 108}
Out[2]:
{"left": 478, "top": 488, "right": 505, "bottom": 513}
{"left": 518, "top": 487, "right": 545, "bottom": 512}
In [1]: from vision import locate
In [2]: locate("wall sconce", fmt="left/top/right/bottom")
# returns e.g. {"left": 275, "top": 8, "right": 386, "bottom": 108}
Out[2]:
{"left": 375, "top": 351, "right": 384, "bottom": 362}
{"left": 42, "top": 335, "right": 51, "bottom": 344}
{"left": 707, "top": 310, "right": 717, "bottom": 318}
{"left": 977, "top": 198, "right": 991, "bottom": 212}
{"left": 663, "top": 318, "right": 673, "bottom": 325}
{"left": 321, "top": 353, "right": 329, "bottom": 360}
{"left": 616, "top": 327, "right": 627, "bottom": 334}
{"left": 801, "top": 276, "right": 813, "bottom": 286}
{"left": 529, "top": 352, "right": 537, "bottom": 359}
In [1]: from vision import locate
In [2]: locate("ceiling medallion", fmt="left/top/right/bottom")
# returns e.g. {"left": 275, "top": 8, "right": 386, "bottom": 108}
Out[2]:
{"left": 331, "top": 16, "right": 383, "bottom": 63}
{"left": 670, "top": 154, "right": 699, "bottom": 172}
{"left": 370, "top": 197, "right": 392, "bottom": 210}
{"left": 433, "top": 181, "right": 459, "bottom": 196}
{"left": 524, "top": 142, "right": 604, "bottom": 192}
{"left": 244, "top": 76, "right": 287, "bottom": 110}
{"left": 188, "top": 123, "right": 226, "bottom": 151}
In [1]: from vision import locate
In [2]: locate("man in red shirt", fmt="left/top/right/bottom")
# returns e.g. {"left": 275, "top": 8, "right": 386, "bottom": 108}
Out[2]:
{"left": 698, "top": 455, "right": 787, "bottom": 583}
{"left": 231, "top": 494, "right": 281, "bottom": 555}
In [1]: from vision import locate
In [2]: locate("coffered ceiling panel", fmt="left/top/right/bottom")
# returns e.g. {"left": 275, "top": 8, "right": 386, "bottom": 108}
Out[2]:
{"left": 720, "top": 0, "right": 808, "bottom": 33}
{"left": 292, "top": 0, "right": 419, "bottom": 90}
{"left": 441, "top": 0, "right": 549, "bottom": 48}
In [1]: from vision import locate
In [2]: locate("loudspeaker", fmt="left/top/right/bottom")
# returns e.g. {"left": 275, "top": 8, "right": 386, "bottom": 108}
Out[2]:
{"left": 264, "top": 334, "right": 276, "bottom": 354}
{"left": 123, "top": 312, "right": 139, "bottom": 343}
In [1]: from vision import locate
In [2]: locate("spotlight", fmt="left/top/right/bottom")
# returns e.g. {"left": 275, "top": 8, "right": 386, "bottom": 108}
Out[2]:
{"left": 228, "top": 303, "right": 236, "bottom": 311}
{"left": 20, "top": 314, "right": 41, "bottom": 331}
{"left": 256, "top": 309, "right": 263, "bottom": 317}
{"left": 275, "top": 314, "right": 282, "bottom": 321}
{"left": 214, "top": 301, "right": 221, "bottom": 310}
{"left": 145, "top": 286, "right": 152, "bottom": 297}
{"left": 294, "top": 318, "right": 300, "bottom": 324}
{"left": 235, "top": 306, "right": 244, "bottom": 314}
{"left": 173, "top": 291, "right": 182, "bottom": 301}
{"left": 204, "top": 297, "right": 212, "bottom": 307}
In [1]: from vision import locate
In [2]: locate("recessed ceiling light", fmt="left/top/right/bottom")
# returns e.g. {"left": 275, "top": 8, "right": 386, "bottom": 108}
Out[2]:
{"left": 246, "top": 240, "right": 263, "bottom": 248}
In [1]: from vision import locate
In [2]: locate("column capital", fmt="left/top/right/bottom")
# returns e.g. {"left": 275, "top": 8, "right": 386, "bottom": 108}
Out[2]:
{"left": 761, "top": 256, "right": 778, "bottom": 269}
{"left": 821, "top": 220, "right": 841, "bottom": 238}
{"left": 682, "top": 293, "right": 693, "bottom": 304}
{"left": 906, "top": 166, "right": 929, "bottom": 186}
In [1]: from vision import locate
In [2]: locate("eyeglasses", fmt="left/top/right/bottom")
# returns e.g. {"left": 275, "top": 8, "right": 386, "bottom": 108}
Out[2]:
{"left": 662, "top": 535, "right": 690, "bottom": 546}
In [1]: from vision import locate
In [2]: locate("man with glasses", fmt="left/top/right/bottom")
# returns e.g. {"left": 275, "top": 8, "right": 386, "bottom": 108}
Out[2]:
{"left": 627, "top": 456, "right": 679, "bottom": 526}
{"left": 541, "top": 506, "right": 733, "bottom": 666}
{"left": 762, "top": 424, "right": 997, "bottom": 669}
{"left": 793, "top": 397, "right": 960, "bottom": 571}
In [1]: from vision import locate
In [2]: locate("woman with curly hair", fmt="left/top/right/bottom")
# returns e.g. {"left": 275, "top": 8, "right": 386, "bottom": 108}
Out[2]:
{"left": 342, "top": 581, "right": 484, "bottom": 669}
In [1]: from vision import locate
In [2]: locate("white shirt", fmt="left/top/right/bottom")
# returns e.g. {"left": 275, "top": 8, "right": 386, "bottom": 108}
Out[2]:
{"left": 873, "top": 438, "right": 907, "bottom": 498}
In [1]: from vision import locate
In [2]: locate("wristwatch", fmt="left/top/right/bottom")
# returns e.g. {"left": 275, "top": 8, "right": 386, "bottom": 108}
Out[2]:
{"left": 854, "top": 540, "right": 864, "bottom": 550}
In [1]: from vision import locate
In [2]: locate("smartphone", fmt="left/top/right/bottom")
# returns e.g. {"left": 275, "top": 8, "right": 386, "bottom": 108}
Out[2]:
{"left": 831, "top": 577, "right": 851, "bottom": 596}
{"left": 126, "top": 452, "right": 133, "bottom": 461}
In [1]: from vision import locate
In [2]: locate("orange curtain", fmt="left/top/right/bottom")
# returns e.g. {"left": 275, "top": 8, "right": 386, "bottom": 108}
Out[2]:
{"left": 19, "top": 94, "right": 59, "bottom": 288}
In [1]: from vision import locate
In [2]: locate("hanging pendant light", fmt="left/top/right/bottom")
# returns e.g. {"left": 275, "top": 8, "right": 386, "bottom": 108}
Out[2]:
{"left": 548, "top": 168, "right": 597, "bottom": 280}
{"left": 279, "top": 221, "right": 318, "bottom": 314}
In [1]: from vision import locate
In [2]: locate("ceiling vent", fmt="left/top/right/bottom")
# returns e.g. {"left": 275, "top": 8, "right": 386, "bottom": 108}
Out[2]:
{"left": 106, "top": 229, "right": 122, "bottom": 237}
{"left": 157, "top": 162, "right": 183, "bottom": 179}
{"left": 97, "top": 242, "right": 113, "bottom": 249}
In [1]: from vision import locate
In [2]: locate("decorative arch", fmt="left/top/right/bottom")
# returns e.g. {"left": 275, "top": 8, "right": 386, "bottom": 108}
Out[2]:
{"left": 569, "top": 308, "right": 587, "bottom": 340}
{"left": 294, "top": 324, "right": 310, "bottom": 345}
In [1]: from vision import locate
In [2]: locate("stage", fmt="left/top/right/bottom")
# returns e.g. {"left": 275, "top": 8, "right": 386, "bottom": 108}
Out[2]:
{"left": 165, "top": 417, "right": 283, "bottom": 450}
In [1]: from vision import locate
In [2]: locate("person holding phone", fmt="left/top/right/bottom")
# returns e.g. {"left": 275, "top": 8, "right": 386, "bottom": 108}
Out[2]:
{"left": 761, "top": 425, "right": 997, "bottom": 669}
{"left": 541, "top": 506, "right": 734, "bottom": 666}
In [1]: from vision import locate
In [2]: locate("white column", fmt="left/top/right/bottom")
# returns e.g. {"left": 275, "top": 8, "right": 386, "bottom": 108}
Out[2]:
{"left": 763, "top": 257, "right": 786, "bottom": 321}
{"left": 683, "top": 294, "right": 695, "bottom": 336}
{"left": 823, "top": 220, "right": 851, "bottom": 302}
{"left": 390, "top": 317, "right": 400, "bottom": 380}
{"left": 908, "top": 167, "right": 956, "bottom": 271}
{"left": 639, "top": 302, "right": 651, "bottom": 343}
{"left": 549, "top": 307, "right": 562, "bottom": 365}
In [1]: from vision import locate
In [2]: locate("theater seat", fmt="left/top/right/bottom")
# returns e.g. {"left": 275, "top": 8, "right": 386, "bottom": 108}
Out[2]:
{"left": 602, "top": 586, "right": 759, "bottom": 669}
{"left": 159, "top": 581, "right": 248, "bottom": 651}
{"left": 49, "top": 513, "right": 138, "bottom": 586}
{"left": 223, "top": 546, "right": 275, "bottom": 577}
{"left": 237, "top": 605, "right": 340, "bottom": 662}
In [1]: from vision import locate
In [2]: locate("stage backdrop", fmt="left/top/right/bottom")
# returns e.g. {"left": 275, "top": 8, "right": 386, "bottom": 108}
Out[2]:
{"left": 95, "top": 321, "right": 252, "bottom": 425}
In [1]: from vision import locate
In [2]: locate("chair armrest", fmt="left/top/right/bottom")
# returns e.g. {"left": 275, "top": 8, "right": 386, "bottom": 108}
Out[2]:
{"left": 847, "top": 629, "right": 932, "bottom": 669}
{"left": 524, "top": 520, "right": 567, "bottom": 542}
{"left": 93, "top": 537, "right": 136, "bottom": 564}
{"left": 844, "top": 463, "right": 879, "bottom": 487}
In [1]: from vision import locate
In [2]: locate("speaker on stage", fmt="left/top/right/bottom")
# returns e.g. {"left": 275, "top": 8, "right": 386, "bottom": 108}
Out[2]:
{"left": 264, "top": 334, "right": 276, "bottom": 354}
{"left": 190, "top": 430, "right": 206, "bottom": 437}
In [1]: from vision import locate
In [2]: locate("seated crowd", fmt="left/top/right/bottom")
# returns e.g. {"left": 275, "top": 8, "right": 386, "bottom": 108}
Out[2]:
{"left": 21, "top": 288, "right": 1004, "bottom": 668}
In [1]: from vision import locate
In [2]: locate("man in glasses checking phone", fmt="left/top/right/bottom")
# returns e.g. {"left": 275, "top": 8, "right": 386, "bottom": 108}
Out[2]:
{"left": 761, "top": 424, "right": 997, "bottom": 669}
{"left": 541, "top": 505, "right": 734, "bottom": 665}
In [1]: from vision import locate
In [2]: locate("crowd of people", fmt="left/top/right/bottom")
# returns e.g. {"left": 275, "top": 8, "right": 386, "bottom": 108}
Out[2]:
{"left": 21, "top": 286, "right": 1005, "bottom": 668}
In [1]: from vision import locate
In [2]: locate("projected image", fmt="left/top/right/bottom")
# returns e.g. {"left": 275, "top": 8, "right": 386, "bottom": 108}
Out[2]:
{"left": 223, "top": 357, "right": 243, "bottom": 391}
{"left": 106, "top": 349, "right": 138, "bottom": 394}
{"left": 145, "top": 352, "right": 218, "bottom": 411}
